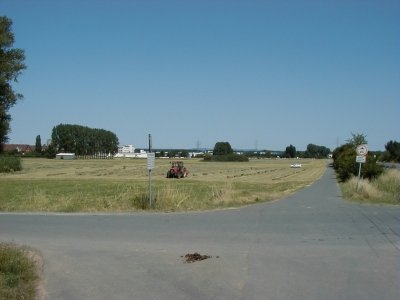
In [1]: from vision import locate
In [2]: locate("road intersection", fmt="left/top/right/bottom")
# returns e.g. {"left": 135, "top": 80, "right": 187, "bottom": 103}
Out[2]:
{"left": 1, "top": 167, "right": 399, "bottom": 299}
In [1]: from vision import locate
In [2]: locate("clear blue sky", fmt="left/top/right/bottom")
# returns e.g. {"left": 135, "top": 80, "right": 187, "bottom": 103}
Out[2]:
{"left": 2, "top": 0, "right": 399, "bottom": 151}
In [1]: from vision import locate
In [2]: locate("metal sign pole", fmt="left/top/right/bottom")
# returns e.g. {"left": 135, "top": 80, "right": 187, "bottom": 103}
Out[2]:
{"left": 355, "top": 144, "right": 368, "bottom": 193}
{"left": 356, "top": 162, "right": 362, "bottom": 192}
{"left": 148, "top": 134, "right": 152, "bottom": 208}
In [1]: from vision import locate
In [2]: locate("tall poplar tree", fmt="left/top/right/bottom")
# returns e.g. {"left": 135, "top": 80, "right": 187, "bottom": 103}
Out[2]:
{"left": 35, "top": 135, "right": 42, "bottom": 153}
{"left": 0, "top": 16, "right": 26, "bottom": 152}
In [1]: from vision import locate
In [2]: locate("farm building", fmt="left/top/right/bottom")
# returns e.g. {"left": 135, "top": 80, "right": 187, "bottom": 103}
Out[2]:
{"left": 114, "top": 145, "right": 148, "bottom": 158}
{"left": 56, "top": 153, "right": 76, "bottom": 160}
{"left": 3, "top": 144, "right": 33, "bottom": 154}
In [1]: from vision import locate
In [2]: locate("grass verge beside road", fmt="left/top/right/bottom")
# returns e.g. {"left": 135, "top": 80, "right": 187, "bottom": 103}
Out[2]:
{"left": 340, "top": 169, "right": 400, "bottom": 205}
{"left": 0, "top": 243, "right": 42, "bottom": 300}
{"left": 0, "top": 158, "right": 327, "bottom": 212}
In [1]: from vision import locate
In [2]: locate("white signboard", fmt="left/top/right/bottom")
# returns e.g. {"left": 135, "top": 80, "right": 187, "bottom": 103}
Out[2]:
{"left": 356, "top": 144, "right": 368, "bottom": 156}
{"left": 356, "top": 155, "right": 366, "bottom": 163}
{"left": 147, "top": 153, "right": 155, "bottom": 170}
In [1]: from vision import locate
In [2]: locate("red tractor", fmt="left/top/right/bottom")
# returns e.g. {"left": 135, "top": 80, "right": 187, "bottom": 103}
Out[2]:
{"left": 166, "top": 161, "right": 189, "bottom": 178}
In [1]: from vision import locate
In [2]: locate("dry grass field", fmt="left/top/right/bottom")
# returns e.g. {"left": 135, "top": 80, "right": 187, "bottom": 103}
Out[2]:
{"left": 0, "top": 158, "right": 328, "bottom": 212}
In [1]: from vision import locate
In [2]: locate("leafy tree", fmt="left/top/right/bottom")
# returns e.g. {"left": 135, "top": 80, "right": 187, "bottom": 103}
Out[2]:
{"left": 180, "top": 150, "right": 189, "bottom": 158}
{"left": 35, "top": 135, "right": 42, "bottom": 153}
{"left": 304, "top": 144, "right": 331, "bottom": 158}
{"left": 0, "top": 17, "right": 26, "bottom": 152}
{"left": 213, "top": 142, "right": 233, "bottom": 156}
{"left": 44, "top": 143, "right": 57, "bottom": 158}
{"left": 284, "top": 144, "right": 297, "bottom": 158}
{"left": 205, "top": 142, "right": 248, "bottom": 162}
{"left": 51, "top": 124, "right": 118, "bottom": 155}
{"left": 332, "top": 144, "right": 358, "bottom": 181}
{"left": 346, "top": 132, "right": 367, "bottom": 146}
{"left": 381, "top": 140, "right": 400, "bottom": 163}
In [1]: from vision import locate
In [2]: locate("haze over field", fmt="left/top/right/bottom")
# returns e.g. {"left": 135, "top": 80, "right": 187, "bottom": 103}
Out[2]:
{"left": 2, "top": 0, "right": 399, "bottom": 150}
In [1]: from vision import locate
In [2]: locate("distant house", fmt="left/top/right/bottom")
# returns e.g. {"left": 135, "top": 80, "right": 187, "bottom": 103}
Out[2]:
{"left": 3, "top": 144, "right": 34, "bottom": 154}
{"left": 56, "top": 153, "right": 76, "bottom": 160}
{"left": 114, "top": 145, "right": 148, "bottom": 158}
{"left": 118, "top": 145, "right": 135, "bottom": 154}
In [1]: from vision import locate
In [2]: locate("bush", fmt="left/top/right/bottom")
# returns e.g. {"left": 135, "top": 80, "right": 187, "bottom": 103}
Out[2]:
{"left": 203, "top": 153, "right": 249, "bottom": 162}
{"left": 380, "top": 140, "right": 400, "bottom": 163}
{"left": 332, "top": 143, "right": 383, "bottom": 182}
{"left": 332, "top": 144, "right": 357, "bottom": 181}
{"left": 203, "top": 154, "right": 212, "bottom": 161}
{"left": 0, "top": 155, "right": 22, "bottom": 173}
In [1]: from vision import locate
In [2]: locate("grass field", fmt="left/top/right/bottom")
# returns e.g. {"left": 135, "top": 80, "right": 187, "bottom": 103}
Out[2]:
{"left": 0, "top": 158, "right": 328, "bottom": 212}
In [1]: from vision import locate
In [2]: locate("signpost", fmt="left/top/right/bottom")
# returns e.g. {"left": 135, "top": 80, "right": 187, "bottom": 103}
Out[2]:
{"left": 356, "top": 155, "right": 366, "bottom": 163}
{"left": 147, "top": 134, "right": 155, "bottom": 207}
{"left": 356, "top": 144, "right": 368, "bottom": 192}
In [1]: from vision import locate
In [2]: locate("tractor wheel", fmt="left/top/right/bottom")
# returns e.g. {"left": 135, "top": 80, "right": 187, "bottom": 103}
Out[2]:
{"left": 177, "top": 173, "right": 182, "bottom": 179}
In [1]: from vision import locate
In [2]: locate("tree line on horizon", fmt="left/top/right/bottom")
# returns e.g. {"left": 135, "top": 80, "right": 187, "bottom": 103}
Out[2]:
{"left": 50, "top": 124, "right": 119, "bottom": 156}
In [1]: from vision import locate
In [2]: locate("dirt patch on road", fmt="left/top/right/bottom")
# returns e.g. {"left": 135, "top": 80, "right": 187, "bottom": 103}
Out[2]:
{"left": 182, "top": 252, "right": 213, "bottom": 263}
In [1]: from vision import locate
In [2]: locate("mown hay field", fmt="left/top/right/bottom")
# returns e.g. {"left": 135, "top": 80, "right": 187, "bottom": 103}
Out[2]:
{"left": 0, "top": 158, "right": 328, "bottom": 212}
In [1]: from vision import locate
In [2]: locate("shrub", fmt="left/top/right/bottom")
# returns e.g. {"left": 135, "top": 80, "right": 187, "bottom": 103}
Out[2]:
{"left": 380, "top": 140, "right": 400, "bottom": 163}
{"left": 203, "top": 154, "right": 212, "bottom": 161}
{"left": 213, "top": 153, "right": 249, "bottom": 162}
{"left": 203, "top": 153, "right": 249, "bottom": 162}
{"left": 332, "top": 143, "right": 383, "bottom": 182}
{"left": 0, "top": 155, "right": 22, "bottom": 173}
{"left": 332, "top": 144, "right": 357, "bottom": 181}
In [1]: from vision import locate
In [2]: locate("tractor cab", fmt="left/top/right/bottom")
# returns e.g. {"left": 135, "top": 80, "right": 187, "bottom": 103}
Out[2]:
{"left": 166, "top": 161, "right": 188, "bottom": 178}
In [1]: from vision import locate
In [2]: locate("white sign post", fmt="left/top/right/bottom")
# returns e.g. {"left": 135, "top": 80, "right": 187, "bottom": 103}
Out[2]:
{"left": 355, "top": 144, "right": 368, "bottom": 192}
{"left": 147, "top": 153, "right": 155, "bottom": 170}
{"left": 147, "top": 134, "right": 155, "bottom": 208}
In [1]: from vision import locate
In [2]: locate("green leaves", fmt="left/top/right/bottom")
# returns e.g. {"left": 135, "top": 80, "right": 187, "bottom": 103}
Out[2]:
{"left": 0, "top": 16, "right": 26, "bottom": 148}
{"left": 51, "top": 124, "right": 119, "bottom": 155}
{"left": 213, "top": 142, "right": 233, "bottom": 155}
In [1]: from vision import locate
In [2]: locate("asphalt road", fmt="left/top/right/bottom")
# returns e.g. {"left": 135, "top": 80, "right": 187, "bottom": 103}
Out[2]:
{"left": 1, "top": 167, "right": 399, "bottom": 300}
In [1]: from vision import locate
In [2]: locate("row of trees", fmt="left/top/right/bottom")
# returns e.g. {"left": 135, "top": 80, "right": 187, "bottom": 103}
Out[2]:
{"left": 51, "top": 124, "right": 118, "bottom": 155}
{"left": 283, "top": 144, "right": 331, "bottom": 158}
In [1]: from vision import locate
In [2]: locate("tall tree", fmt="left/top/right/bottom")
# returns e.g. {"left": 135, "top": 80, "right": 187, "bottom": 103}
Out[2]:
{"left": 0, "top": 17, "right": 26, "bottom": 152}
{"left": 51, "top": 124, "right": 118, "bottom": 155}
{"left": 305, "top": 143, "right": 331, "bottom": 158}
{"left": 35, "top": 135, "right": 42, "bottom": 153}
{"left": 285, "top": 144, "right": 297, "bottom": 158}
{"left": 384, "top": 140, "right": 400, "bottom": 162}
{"left": 213, "top": 142, "right": 233, "bottom": 155}
{"left": 346, "top": 133, "right": 367, "bottom": 146}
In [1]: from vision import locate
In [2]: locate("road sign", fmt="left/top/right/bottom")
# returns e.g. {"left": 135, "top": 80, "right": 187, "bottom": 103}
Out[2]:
{"left": 356, "top": 155, "right": 366, "bottom": 163}
{"left": 147, "top": 153, "right": 155, "bottom": 170}
{"left": 356, "top": 144, "right": 368, "bottom": 156}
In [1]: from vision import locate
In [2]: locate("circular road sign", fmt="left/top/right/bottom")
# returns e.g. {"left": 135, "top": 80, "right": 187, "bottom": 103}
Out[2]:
{"left": 356, "top": 144, "right": 368, "bottom": 156}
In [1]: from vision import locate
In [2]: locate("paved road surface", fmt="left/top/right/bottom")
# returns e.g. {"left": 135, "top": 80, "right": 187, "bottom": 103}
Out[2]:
{"left": 1, "top": 167, "right": 399, "bottom": 300}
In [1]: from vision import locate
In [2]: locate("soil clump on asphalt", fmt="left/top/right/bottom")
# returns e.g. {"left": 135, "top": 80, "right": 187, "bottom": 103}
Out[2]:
{"left": 182, "top": 253, "right": 211, "bottom": 263}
